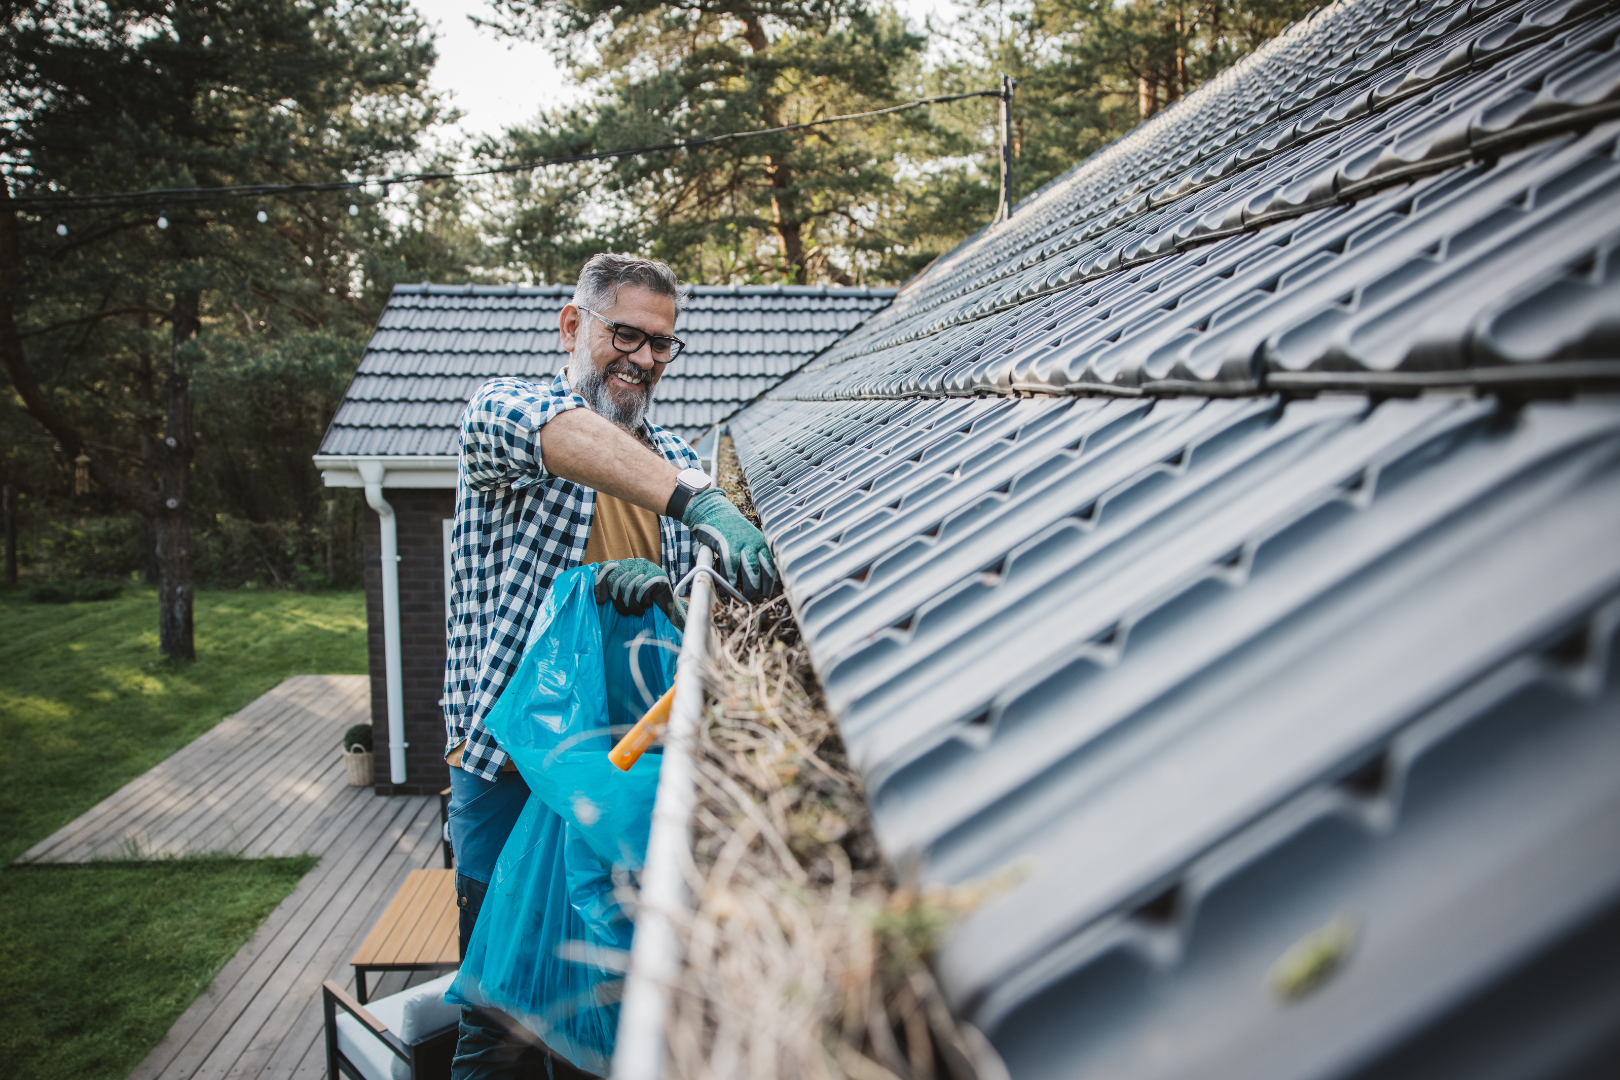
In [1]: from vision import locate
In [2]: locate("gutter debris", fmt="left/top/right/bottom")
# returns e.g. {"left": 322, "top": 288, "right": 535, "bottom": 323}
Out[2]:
{"left": 658, "top": 439, "right": 1012, "bottom": 1080}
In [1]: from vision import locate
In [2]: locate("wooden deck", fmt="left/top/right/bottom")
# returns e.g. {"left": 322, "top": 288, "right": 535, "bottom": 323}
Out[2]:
{"left": 20, "top": 676, "right": 387, "bottom": 864}
{"left": 19, "top": 675, "right": 453, "bottom": 1080}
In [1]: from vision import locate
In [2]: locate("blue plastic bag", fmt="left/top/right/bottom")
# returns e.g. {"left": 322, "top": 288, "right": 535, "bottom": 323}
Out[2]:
{"left": 448, "top": 565, "right": 679, "bottom": 1074}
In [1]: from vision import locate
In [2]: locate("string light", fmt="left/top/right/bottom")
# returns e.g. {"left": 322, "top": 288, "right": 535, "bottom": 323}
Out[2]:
{"left": 156, "top": 209, "right": 169, "bottom": 229}
{"left": 56, "top": 218, "right": 68, "bottom": 236}
{"left": 8, "top": 89, "right": 1006, "bottom": 212}
{"left": 348, "top": 200, "right": 359, "bottom": 216}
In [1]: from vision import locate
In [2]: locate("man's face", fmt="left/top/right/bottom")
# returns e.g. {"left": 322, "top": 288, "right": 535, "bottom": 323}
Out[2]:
{"left": 559, "top": 285, "right": 677, "bottom": 433}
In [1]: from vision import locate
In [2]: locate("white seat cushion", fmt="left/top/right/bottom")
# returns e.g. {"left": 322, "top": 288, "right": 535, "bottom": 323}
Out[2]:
{"left": 334, "top": 972, "right": 460, "bottom": 1080}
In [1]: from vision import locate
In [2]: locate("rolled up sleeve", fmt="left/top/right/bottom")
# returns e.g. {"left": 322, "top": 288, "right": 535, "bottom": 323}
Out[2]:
{"left": 459, "top": 376, "right": 587, "bottom": 492}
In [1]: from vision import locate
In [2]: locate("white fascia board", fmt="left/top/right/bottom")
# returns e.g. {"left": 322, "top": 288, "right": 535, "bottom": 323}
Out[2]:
{"left": 312, "top": 454, "right": 457, "bottom": 489}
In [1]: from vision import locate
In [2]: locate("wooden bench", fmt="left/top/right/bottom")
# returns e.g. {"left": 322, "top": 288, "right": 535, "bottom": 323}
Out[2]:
{"left": 349, "top": 868, "right": 460, "bottom": 1004}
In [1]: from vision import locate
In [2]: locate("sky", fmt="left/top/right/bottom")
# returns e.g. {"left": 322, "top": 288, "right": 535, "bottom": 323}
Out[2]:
{"left": 410, "top": 0, "right": 962, "bottom": 144}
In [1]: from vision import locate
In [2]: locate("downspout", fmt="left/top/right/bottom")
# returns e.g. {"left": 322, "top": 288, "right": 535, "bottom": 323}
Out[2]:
{"left": 358, "top": 461, "right": 407, "bottom": 785}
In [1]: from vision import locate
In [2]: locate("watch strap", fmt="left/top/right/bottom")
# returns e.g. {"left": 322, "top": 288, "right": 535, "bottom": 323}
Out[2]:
{"left": 665, "top": 481, "right": 695, "bottom": 520}
{"left": 663, "top": 469, "right": 711, "bottom": 519}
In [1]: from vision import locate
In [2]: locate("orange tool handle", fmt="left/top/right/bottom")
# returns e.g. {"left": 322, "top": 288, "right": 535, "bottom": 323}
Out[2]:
{"left": 610, "top": 678, "right": 676, "bottom": 771}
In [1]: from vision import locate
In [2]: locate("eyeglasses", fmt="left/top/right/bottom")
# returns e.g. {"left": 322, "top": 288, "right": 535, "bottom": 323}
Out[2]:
{"left": 577, "top": 306, "right": 686, "bottom": 362}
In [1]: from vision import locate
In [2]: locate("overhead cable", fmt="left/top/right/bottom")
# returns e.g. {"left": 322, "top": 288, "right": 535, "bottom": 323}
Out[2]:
{"left": 7, "top": 89, "right": 1007, "bottom": 211}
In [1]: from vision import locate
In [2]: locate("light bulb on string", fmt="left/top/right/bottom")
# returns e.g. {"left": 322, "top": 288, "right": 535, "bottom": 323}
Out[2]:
{"left": 56, "top": 218, "right": 68, "bottom": 236}
{"left": 380, "top": 182, "right": 389, "bottom": 199}
{"left": 257, "top": 202, "right": 268, "bottom": 223}
{"left": 349, "top": 200, "right": 359, "bottom": 216}
{"left": 156, "top": 209, "right": 169, "bottom": 229}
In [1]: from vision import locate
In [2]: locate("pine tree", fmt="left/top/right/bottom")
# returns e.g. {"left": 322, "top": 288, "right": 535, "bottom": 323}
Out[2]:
{"left": 0, "top": 0, "right": 442, "bottom": 656}
{"left": 480, "top": 0, "right": 934, "bottom": 285}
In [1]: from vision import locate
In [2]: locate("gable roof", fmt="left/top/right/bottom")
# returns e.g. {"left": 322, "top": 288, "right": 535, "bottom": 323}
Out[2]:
{"left": 728, "top": 0, "right": 1620, "bottom": 1074}
{"left": 316, "top": 283, "right": 896, "bottom": 457}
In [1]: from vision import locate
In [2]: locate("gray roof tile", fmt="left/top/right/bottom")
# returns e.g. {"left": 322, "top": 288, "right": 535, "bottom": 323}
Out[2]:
{"left": 726, "top": 0, "right": 1620, "bottom": 1073}
{"left": 320, "top": 286, "right": 894, "bottom": 453}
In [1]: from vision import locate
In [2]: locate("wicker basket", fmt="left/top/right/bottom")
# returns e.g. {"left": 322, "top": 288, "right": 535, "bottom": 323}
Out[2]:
{"left": 343, "top": 744, "right": 375, "bottom": 786}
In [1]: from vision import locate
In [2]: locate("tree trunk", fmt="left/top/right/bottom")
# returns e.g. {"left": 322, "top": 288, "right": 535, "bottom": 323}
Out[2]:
{"left": 3, "top": 482, "right": 16, "bottom": 589}
{"left": 767, "top": 161, "right": 808, "bottom": 285}
{"left": 0, "top": 193, "right": 198, "bottom": 659}
{"left": 739, "top": 11, "right": 809, "bottom": 284}
{"left": 159, "top": 289, "right": 200, "bottom": 659}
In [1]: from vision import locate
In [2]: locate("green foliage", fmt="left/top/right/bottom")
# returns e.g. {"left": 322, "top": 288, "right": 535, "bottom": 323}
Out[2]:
{"left": 482, "top": 0, "right": 934, "bottom": 285}
{"left": 0, "top": 586, "right": 367, "bottom": 865}
{"left": 0, "top": 856, "right": 314, "bottom": 1080}
{"left": 0, "top": 0, "right": 473, "bottom": 602}
{"left": 482, "top": 0, "right": 1317, "bottom": 285}
{"left": 343, "top": 722, "right": 374, "bottom": 752}
{"left": 0, "top": 0, "right": 1321, "bottom": 617}
{"left": 901, "top": 0, "right": 1317, "bottom": 252}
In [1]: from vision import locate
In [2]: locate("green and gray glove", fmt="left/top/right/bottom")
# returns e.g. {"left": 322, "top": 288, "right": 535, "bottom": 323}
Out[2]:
{"left": 680, "top": 488, "right": 780, "bottom": 601}
{"left": 594, "top": 558, "right": 686, "bottom": 630}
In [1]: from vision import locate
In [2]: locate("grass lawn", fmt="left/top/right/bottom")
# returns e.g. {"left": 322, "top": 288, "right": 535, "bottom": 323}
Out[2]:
{"left": 0, "top": 855, "right": 316, "bottom": 1080}
{"left": 0, "top": 586, "right": 369, "bottom": 1080}
{"left": 0, "top": 586, "right": 369, "bottom": 865}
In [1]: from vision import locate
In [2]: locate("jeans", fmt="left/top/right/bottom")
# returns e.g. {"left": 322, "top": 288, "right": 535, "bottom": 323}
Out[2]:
{"left": 450, "top": 764, "right": 583, "bottom": 1079}
{"left": 450, "top": 1004, "right": 600, "bottom": 1080}
{"left": 446, "top": 765, "right": 531, "bottom": 955}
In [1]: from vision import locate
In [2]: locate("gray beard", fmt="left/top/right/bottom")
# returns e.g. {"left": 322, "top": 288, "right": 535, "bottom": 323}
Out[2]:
{"left": 568, "top": 343, "right": 652, "bottom": 434}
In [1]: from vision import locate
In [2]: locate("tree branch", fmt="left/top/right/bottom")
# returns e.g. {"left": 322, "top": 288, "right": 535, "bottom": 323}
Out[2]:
{"left": 0, "top": 194, "right": 157, "bottom": 515}
{"left": 18, "top": 304, "right": 173, "bottom": 339}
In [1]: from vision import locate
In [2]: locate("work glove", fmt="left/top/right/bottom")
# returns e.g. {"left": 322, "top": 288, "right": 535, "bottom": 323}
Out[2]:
{"left": 680, "top": 488, "right": 780, "bottom": 601}
{"left": 594, "top": 558, "right": 686, "bottom": 631}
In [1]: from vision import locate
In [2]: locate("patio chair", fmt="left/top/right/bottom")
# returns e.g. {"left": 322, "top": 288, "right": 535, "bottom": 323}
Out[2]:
{"left": 323, "top": 972, "right": 459, "bottom": 1080}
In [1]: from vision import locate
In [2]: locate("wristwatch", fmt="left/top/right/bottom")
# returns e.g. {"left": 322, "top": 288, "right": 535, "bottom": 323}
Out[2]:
{"left": 664, "top": 467, "right": 713, "bottom": 519}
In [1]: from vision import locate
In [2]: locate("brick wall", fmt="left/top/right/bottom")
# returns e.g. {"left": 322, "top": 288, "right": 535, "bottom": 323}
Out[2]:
{"left": 361, "top": 487, "right": 456, "bottom": 795}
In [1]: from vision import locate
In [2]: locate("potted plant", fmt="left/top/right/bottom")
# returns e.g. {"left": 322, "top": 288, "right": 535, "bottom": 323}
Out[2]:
{"left": 342, "top": 723, "right": 375, "bottom": 786}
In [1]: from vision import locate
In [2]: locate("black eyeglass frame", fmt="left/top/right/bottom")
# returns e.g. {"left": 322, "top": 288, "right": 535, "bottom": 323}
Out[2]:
{"left": 577, "top": 306, "right": 686, "bottom": 363}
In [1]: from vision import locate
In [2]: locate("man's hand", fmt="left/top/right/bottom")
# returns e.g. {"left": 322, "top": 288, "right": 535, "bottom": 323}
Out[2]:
{"left": 594, "top": 558, "right": 686, "bottom": 630}
{"left": 680, "top": 489, "right": 779, "bottom": 601}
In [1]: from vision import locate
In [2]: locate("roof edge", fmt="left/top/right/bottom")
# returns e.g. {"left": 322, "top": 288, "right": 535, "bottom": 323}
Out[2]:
{"left": 313, "top": 453, "right": 457, "bottom": 490}
{"left": 389, "top": 282, "right": 900, "bottom": 298}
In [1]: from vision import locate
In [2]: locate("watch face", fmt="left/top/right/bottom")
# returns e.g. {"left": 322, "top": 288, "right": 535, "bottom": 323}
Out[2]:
{"left": 680, "top": 468, "right": 713, "bottom": 490}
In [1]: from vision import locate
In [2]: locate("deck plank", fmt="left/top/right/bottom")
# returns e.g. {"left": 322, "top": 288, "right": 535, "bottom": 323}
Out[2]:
{"left": 140, "top": 680, "right": 364, "bottom": 859}
{"left": 103, "top": 677, "right": 355, "bottom": 860}
{"left": 68, "top": 678, "right": 328, "bottom": 859}
{"left": 15, "top": 687, "right": 306, "bottom": 862}
{"left": 220, "top": 804, "right": 444, "bottom": 1080}
{"left": 126, "top": 792, "right": 413, "bottom": 1080}
{"left": 190, "top": 802, "right": 433, "bottom": 1080}
{"left": 18, "top": 676, "right": 369, "bottom": 864}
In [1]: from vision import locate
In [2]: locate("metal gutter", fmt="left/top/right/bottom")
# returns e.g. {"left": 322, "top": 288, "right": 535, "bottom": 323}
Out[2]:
{"left": 613, "top": 545, "right": 717, "bottom": 1080}
{"left": 314, "top": 454, "right": 457, "bottom": 490}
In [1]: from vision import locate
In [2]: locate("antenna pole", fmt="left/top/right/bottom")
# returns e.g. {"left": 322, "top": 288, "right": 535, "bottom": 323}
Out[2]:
{"left": 997, "top": 73, "right": 1017, "bottom": 223}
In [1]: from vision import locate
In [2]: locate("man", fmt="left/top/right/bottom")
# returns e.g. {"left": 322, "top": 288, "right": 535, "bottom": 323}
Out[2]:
{"left": 442, "top": 254, "right": 777, "bottom": 1078}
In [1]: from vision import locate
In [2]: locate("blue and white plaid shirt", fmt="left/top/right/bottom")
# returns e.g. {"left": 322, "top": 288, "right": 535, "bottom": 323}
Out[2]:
{"left": 443, "top": 374, "right": 698, "bottom": 780}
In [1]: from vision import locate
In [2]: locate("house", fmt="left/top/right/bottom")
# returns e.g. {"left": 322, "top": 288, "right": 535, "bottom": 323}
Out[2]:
{"left": 721, "top": 0, "right": 1620, "bottom": 1075}
{"left": 313, "top": 283, "right": 895, "bottom": 793}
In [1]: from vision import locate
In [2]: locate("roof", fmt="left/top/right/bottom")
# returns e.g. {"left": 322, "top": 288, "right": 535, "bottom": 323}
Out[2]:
{"left": 776, "top": 0, "right": 1620, "bottom": 401}
{"left": 728, "top": 0, "right": 1620, "bottom": 1075}
{"left": 317, "top": 283, "right": 896, "bottom": 456}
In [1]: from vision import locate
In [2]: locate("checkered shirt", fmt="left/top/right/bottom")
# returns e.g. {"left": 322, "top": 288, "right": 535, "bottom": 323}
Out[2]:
{"left": 443, "top": 374, "right": 698, "bottom": 780}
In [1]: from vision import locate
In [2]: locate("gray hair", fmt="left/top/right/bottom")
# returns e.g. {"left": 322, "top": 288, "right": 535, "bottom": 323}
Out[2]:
{"left": 572, "top": 253, "right": 687, "bottom": 315}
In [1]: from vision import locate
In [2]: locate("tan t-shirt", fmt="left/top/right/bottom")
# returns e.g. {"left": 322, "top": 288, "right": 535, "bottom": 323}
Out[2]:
{"left": 448, "top": 490, "right": 663, "bottom": 770}
{"left": 581, "top": 491, "right": 663, "bottom": 567}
